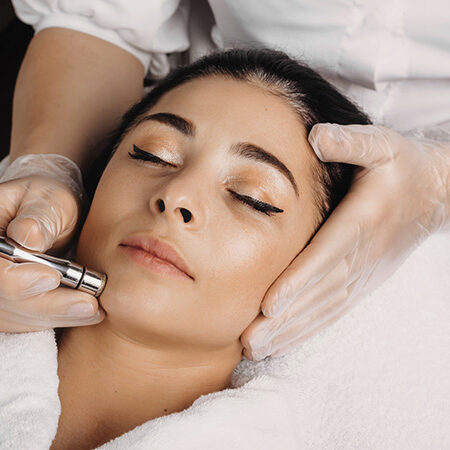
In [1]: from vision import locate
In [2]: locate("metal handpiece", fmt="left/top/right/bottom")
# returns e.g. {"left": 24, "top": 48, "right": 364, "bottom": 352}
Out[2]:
{"left": 0, "top": 235, "right": 106, "bottom": 297}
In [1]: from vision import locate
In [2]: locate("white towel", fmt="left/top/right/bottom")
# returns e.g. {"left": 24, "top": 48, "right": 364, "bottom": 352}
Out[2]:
{"left": 0, "top": 230, "right": 449, "bottom": 449}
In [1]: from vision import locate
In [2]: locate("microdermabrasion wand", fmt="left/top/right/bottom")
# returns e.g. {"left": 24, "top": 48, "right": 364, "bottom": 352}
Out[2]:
{"left": 0, "top": 235, "right": 107, "bottom": 297}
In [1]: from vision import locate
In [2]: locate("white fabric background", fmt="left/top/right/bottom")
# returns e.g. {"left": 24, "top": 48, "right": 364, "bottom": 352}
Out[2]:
{"left": 11, "top": 0, "right": 450, "bottom": 132}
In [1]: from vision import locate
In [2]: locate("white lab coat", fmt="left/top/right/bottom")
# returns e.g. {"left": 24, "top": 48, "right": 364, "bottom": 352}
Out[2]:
{"left": 11, "top": 0, "right": 450, "bottom": 132}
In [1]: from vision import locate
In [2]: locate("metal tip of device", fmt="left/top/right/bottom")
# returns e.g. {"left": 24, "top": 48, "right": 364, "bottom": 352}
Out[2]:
{"left": 79, "top": 270, "right": 107, "bottom": 297}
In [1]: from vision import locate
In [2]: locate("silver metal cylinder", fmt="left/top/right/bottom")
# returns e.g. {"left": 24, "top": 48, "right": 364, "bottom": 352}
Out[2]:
{"left": 0, "top": 235, "right": 106, "bottom": 297}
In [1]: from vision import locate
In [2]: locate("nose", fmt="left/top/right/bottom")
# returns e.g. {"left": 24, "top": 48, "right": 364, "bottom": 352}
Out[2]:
{"left": 148, "top": 173, "right": 205, "bottom": 229}
{"left": 156, "top": 198, "right": 192, "bottom": 223}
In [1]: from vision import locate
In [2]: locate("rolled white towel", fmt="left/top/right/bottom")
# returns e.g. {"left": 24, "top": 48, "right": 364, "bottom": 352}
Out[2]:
{"left": 0, "top": 329, "right": 60, "bottom": 449}
{"left": 0, "top": 231, "right": 448, "bottom": 449}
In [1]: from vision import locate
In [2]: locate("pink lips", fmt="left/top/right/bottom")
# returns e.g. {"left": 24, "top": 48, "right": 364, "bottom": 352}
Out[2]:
{"left": 119, "top": 234, "right": 193, "bottom": 280}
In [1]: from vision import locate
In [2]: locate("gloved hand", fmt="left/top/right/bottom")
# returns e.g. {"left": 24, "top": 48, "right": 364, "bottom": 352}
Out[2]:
{"left": 241, "top": 124, "right": 450, "bottom": 361}
{"left": 0, "top": 154, "right": 104, "bottom": 332}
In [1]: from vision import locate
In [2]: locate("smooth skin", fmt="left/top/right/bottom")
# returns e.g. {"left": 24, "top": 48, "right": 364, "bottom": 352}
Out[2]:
{"left": 243, "top": 123, "right": 450, "bottom": 360}
{"left": 51, "top": 76, "right": 321, "bottom": 448}
{"left": 1, "top": 29, "right": 449, "bottom": 362}
{"left": 0, "top": 28, "right": 143, "bottom": 330}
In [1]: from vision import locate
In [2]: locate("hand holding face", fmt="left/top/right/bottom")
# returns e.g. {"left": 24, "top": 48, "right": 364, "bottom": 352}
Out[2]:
{"left": 241, "top": 123, "right": 450, "bottom": 361}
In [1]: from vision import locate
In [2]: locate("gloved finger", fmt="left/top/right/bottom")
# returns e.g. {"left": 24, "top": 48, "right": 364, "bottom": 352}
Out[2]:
{"left": 0, "top": 305, "right": 104, "bottom": 332}
{"left": 1, "top": 177, "right": 79, "bottom": 252}
{"left": 251, "top": 259, "right": 350, "bottom": 346}
{"left": 244, "top": 289, "right": 352, "bottom": 361}
{"left": 0, "top": 180, "right": 21, "bottom": 234}
{"left": 242, "top": 259, "right": 350, "bottom": 352}
{"left": 0, "top": 287, "right": 105, "bottom": 330}
{"left": 0, "top": 259, "right": 62, "bottom": 300}
{"left": 269, "top": 299, "right": 356, "bottom": 359}
{"left": 308, "top": 123, "right": 397, "bottom": 167}
{"left": 0, "top": 309, "right": 59, "bottom": 332}
{"left": 260, "top": 194, "right": 362, "bottom": 317}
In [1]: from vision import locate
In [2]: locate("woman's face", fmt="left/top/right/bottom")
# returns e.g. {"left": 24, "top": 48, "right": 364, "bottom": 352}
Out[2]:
{"left": 76, "top": 76, "right": 320, "bottom": 352}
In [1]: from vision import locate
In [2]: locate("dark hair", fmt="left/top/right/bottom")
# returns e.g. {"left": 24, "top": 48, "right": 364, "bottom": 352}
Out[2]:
{"left": 85, "top": 48, "right": 371, "bottom": 233}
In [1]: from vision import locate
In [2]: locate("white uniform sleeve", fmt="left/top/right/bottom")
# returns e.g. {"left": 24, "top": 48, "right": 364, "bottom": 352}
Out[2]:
{"left": 11, "top": 0, "right": 191, "bottom": 78}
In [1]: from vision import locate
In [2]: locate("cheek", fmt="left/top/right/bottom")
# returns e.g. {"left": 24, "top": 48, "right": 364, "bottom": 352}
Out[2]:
{"left": 197, "top": 200, "right": 317, "bottom": 348}
{"left": 75, "top": 158, "right": 315, "bottom": 353}
{"left": 76, "top": 164, "right": 136, "bottom": 270}
{"left": 196, "top": 221, "right": 299, "bottom": 346}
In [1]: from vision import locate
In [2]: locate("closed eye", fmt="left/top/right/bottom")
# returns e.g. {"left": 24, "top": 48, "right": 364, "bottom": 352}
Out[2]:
{"left": 227, "top": 189, "right": 283, "bottom": 216}
{"left": 128, "top": 145, "right": 177, "bottom": 167}
{"left": 128, "top": 145, "right": 283, "bottom": 217}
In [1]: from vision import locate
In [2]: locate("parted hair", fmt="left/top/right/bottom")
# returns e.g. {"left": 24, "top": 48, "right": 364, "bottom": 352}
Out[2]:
{"left": 85, "top": 48, "right": 371, "bottom": 233}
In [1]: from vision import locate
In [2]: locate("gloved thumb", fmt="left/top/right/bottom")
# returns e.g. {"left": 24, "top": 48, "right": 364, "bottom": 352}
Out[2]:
{"left": 6, "top": 181, "right": 79, "bottom": 252}
{"left": 308, "top": 123, "right": 396, "bottom": 169}
{"left": 7, "top": 216, "right": 56, "bottom": 252}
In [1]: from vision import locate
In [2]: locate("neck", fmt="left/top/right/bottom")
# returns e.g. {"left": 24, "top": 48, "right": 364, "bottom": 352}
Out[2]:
{"left": 52, "top": 318, "right": 243, "bottom": 448}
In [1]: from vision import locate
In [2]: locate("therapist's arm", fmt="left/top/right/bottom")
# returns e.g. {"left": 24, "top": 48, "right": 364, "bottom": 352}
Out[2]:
{"left": 5, "top": 27, "right": 144, "bottom": 252}
{"left": 9, "top": 27, "right": 144, "bottom": 172}
{"left": 0, "top": 27, "right": 144, "bottom": 332}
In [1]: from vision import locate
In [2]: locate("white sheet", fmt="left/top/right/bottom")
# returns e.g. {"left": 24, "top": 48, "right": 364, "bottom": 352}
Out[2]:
{"left": 0, "top": 230, "right": 449, "bottom": 449}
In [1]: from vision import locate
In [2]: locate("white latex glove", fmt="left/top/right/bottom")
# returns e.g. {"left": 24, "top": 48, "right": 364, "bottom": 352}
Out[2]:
{"left": 0, "top": 154, "right": 104, "bottom": 332}
{"left": 241, "top": 124, "right": 450, "bottom": 361}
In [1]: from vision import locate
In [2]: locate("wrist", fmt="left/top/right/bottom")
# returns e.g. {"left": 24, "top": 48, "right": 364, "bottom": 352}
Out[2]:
{"left": 0, "top": 153, "right": 86, "bottom": 202}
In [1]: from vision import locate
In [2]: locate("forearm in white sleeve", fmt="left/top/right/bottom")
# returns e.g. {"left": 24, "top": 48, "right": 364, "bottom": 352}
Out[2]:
{"left": 11, "top": 0, "right": 191, "bottom": 78}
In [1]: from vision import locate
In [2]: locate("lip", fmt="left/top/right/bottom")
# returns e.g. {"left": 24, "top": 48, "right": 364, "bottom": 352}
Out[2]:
{"left": 119, "top": 234, "right": 194, "bottom": 280}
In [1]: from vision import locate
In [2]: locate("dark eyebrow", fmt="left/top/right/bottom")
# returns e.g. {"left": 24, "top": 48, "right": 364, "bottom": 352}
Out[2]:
{"left": 132, "top": 112, "right": 298, "bottom": 196}
{"left": 231, "top": 142, "right": 299, "bottom": 197}
{"left": 133, "top": 112, "right": 195, "bottom": 137}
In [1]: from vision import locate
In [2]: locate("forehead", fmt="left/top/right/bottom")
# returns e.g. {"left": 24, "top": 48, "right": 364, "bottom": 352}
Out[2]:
{"left": 140, "top": 76, "right": 316, "bottom": 186}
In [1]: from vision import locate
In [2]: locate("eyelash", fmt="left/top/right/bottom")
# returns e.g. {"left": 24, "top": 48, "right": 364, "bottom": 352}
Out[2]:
{"left": 226, "top": 190, "right": 283, "bottom": 216}
{"left": 128, "top": 145, "right": 176, "bottom": 167}
{"left": 128, "top": 146, "right": 284, "bottom": 217}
